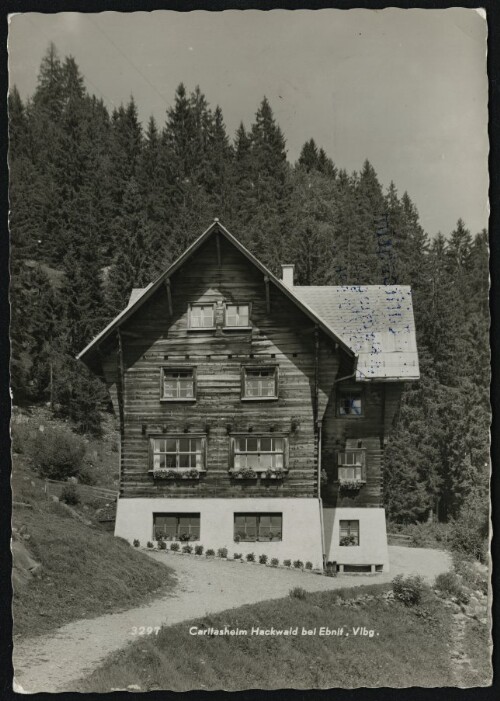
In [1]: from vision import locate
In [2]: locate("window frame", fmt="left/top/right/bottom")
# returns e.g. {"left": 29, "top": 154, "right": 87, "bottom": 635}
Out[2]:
{"left": 337, "top": 388, "right": 364, "bottom": 418}
{"left": 229, "top": 435, "right": 288, "bottom": 473}
{"left": 149, "top": 434, "right": 207, "bottom": 472}
{"left": 337, "top": 449, "right": 366, "bottom": 483}
{"left": 187, "top": 303, "right": 216, "bottom": 331}
{"left": 241, "top": 365, "right": 279, "bottom": 401}
{"left": 339, "top": 519, "right": 360, "bottom": 546}
{"left": 233, "top": 512, "right": 283, "bottom": 542}
{"left": 153, "top": 512, "right": 201, "bottom": 542}
{"left": 223, "top": 302, "right": 252, "bottom": 330}
{"left": 160, "top": 366, "right": 197, "bottom": 402}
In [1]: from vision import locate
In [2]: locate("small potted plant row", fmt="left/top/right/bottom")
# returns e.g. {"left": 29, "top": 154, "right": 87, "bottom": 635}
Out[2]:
{"left": 338, "top": 479, "right": 363, "bottom": 492}
{"left": 152, "top": 468, "right": 200, "bottom": 480}
{"left": 230, "top": 468, "right": 286, "bottom": 480}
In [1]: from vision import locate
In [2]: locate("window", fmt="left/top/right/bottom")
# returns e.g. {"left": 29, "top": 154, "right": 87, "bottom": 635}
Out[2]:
{"left": 242, "top": 366, "right": 278, "bottom": 399}
{"left": 151, "top": 437, "right": 205, "bottom": 470}
{"left": 153, "top": 513, "right": 200, "bottom": 541}
{"left": 225, "top": 304, "right": 250, "bottom": 328}
{"left": 339, "top": 520, "right": 359, "bottom": 546}
{"left": 232, "top": 436, "right": 286, "bottom": 471}
{"left": 234, "top": 513, "right": 282, "bottom": 542}
{"left": 161, "top": 368, "right": 195, "bottom": 400}
{"left": 188, "top": 304, "right": 215, "bottom": 329}
{"left": 338, "top": 390, "right": 363, "bottom": 417}
{"left": 337, "top": 450, "right": 366, "bottom": 482}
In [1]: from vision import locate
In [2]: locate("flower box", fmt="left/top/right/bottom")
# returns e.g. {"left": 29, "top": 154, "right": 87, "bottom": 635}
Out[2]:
{"left": 150, "top": 468, "right": 200, "bottom": 480}
{"left": 261, "top": 470, "right": 286, "bottom": 480}
{"left": 338, "top": 479, "right": 364, "bottom": 491}
{"left": 230, "top": 469, "right": 258, "bottom": 480}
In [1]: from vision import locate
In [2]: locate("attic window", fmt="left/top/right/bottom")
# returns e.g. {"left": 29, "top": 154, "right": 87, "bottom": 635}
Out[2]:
{"left": 188, "top": 304, "right": 215, "bottom": 329}
{"left": 338, "top": 390, "right": 363, "bottom": 417}
{"left": 224, "top": 304, "right": 250, "bottom": 328}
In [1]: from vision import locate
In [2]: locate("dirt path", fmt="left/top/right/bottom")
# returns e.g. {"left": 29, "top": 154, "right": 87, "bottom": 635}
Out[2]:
{"left": 13, "top": 545, "right": 451, "bottom": 693}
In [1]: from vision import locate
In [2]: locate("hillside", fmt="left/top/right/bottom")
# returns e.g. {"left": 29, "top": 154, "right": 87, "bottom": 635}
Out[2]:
{"left": 11, "top": 416, "right": 175, "bottom": 638}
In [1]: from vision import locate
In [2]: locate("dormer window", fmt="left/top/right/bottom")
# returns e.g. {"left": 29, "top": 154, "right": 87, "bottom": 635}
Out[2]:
{"left": 224, "top": 304, "right": 250, "bottom": 328}
{"left": 188, "top": 304, "right": 215, "bottom": 329}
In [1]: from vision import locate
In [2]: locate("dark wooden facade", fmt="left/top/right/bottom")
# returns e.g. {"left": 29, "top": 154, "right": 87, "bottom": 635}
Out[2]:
{"left": 97, "top": 234, "right": 402, "bottom": 505}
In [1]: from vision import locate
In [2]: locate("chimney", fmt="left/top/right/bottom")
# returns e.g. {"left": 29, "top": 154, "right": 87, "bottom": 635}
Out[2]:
{"left": 281, "top": 264, "right": 295, "bottom": 287}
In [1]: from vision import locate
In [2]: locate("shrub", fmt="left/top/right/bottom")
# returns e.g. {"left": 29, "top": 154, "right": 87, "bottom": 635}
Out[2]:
{"left": 147, "top": 541, "right": 154, "bottom": 549}
{"left": 435, "top": 571, "right": 469, "bottom": 604}
{"left": 233, "top": 553, "right": 242, "bottom": 560}
{"left": 158, "top": 540, "right": 167, "bottom": 550}
{"left": 289, "top": 586, "right": 307, "bottom": 600}
{"left": 29, "top": 427, "right": 86, "bottom": 480}
{"left": 450, "top": 516, "right": 488, "bottom": 563}
{"left": 194, "top": 545, "right": 204, "bottom": 556}
{"left": 217, "top": 547, "right": 228, "bottom": 558}
{"left": 270, "top": 557, "right": 279, "bottom": 567}
{"left": 60, "top": 483, "right": 80, "bottom": 506}
{"left": 293, "top": 559, "right": 304, "bottom": 569}
{"left": 246, "top": 552, "right": 255, "bottom": 562}
{"left": 206, "top": 549, "right": 215, "bottom": 557}
{"left": 11, "top": 422, "right": 33, "bottom": 454}
{"left": 182, "top": 544, "right": 193, "bottom": 554}
{"left": 283, "top": 559, "right": 292, "bottom": 568}
{"left": 305, "top": 561, "right": 313, "bottom": 570}
{"left": 453, "top": 556, "right": 489, "bottom": 595}
{"left": 259, "top": 554, "right": 268, "bottom": 565}
{"left": 133, "top": 539, "right": 140, "bottom": 548}
{"left": 392, "top": 574, "right": 427, "bottom": 606}
{"left": 170, "top": 542, "right": 180, "bottom": 552}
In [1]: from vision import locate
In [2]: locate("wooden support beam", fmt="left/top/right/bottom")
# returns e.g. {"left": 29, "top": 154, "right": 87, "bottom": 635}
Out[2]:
{"left": 116, "top": 328, "right": 125, "bottom": 437}
{"left": 120, "top": 330, "right": 142, "bottom": 339}
{"left": 313, "top": 325, "right": 319, "bottom": 427}
{"left": 264, "top": 275, "right": 271, "bottom": 313}
{"left": 216, "top": 232, "right": 221, "bottom": 267}
{"left": 164, "top": 278, "right": 173, "bottom": 316}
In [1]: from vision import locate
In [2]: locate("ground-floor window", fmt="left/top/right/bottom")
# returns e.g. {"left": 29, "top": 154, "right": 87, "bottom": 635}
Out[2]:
{"left": 339, "top": 519, "right": 359, "bottom": 546}
{"left": 153, "top": 513, "right": 200, "bottom": 541}
{"left": 234, "top": 513, "right": 282, "bottom": 542}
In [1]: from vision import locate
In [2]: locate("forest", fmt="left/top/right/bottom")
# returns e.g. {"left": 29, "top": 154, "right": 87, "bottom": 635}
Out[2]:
{"left": 9, "top": 45, "right": 490, "bottom": 538}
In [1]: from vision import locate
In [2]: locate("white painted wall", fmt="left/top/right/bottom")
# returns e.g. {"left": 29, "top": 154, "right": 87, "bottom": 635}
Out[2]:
{"left": 115, "top": 497, "right": 325, "bottom": 569}
{"left": 322, "top": 507, "right": 389, "bottom": 571}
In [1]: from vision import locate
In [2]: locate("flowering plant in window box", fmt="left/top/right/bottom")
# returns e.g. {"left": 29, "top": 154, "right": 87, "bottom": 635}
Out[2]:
{"left": 231, "top": 468, "right": 258, "bottom": 480}
{"left": 152, "top": 468, "right": 200, "bottom": 480}
{"left": 262, "top": 469, "right": 285, "bottom": 480}
{"left": 338, "top": 479, "right": 363, "bottom": 492}
{"left": 340, "top": 534, "right": 358, "bottom": 547}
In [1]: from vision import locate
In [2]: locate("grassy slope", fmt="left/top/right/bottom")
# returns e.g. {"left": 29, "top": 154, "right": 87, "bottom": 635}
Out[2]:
{"left": 12, "top": 468, "right": 175, "bottom": 638}
{"left": 78, "top": 585, "right": 456, "bottom": 691}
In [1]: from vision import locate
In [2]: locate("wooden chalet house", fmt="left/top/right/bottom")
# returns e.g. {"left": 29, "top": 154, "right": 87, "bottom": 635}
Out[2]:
{"left": 78, "top": 220, "right": 419, "bottom": 572}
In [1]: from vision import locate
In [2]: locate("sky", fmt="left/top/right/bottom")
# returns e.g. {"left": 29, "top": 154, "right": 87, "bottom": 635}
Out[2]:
{"left": 8, "top": 8, "right": 488, "bottom": 237}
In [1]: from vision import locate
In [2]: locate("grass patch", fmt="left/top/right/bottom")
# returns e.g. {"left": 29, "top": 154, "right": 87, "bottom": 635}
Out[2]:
{"left": 12, "top": 465, "right": 175, "bottom": 638}
{"left": 78, "top": 584, "right": 454, "bottom": 691}
{"left": 461, "top": 617, "right": 492, "bottom": 686}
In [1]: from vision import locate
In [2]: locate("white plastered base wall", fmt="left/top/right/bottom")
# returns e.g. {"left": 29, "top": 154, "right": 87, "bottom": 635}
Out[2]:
{"left": 322, "top": 507, "right": 389, "bottom": 572}
{"left": 115, "top": 497, "right": 325, "bottom": 570}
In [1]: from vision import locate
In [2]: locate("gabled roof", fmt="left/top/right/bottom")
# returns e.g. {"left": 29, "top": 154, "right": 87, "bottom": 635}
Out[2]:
{"left": 293, "top": 285, "right": 419, "bottom": 381}
{"left": 77, "top": 220, "right": 356, "bottom": 366}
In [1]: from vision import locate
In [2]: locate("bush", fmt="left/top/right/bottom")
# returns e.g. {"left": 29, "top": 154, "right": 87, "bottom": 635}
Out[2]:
{"left": 233, "top": 553, "right": 242, "bottom": 560}
{"left": 147, "top": 541, "right": 154, "bottom": 549}
{"left": 259, "top": 554, "right": 268, "bottom": 565}
{"left": 60, "top": 483, "right": 80, "bottom": 505}
{"left": 392, "top": 574, "right": 427, "bottom": 606}
{"left": 293, "top": 560, "right": 304, "bottom": 569}
{"left": 133, "top": 539, "right": 140, "bottom": 548}
{"left": 206, "top": 549, "right": 215, "bottom": 557}
{"left": 182, "top": 544, "right": 193, "bottom": 554}
{"left": 450, "top": 517, "right": 488, "bottom": 563}
{"left": 11, "top": 422, "right": 32, "bottom": 454}
{"left": 289, "top": 586, "right": 307, "bottom": 600}
{"left": 170, "top": 542, "right": 180, "bottom": 552}
{"left": 270, "top": 557, "right": 279, "bottom": 567}
{"left": 305, "top": 561, "right": 313, "bottom": 570}
{"left": 246, "top": 552, "right": 255, "bottom": 562}
{"left": 434, "top": 571, "right": 469, "bottom": 604}
{"left": 29, "top": 427, "right": 86, "bottom": 480}
{"left": 158, "top": 540, "right": 167, "bottom": 550}
{"left": 194, "top": 545, "right": 204, "bottom": 556}
{"left": 217, "top": 547, "right": 228, "bottom": 558}
{"left": 283, "top": 559, "right": 292, "bottom": 567}
{"left": 453, "top": 556, "right": 489, "bottom": 595}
